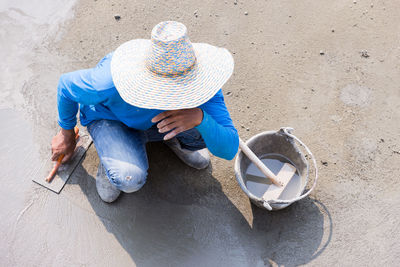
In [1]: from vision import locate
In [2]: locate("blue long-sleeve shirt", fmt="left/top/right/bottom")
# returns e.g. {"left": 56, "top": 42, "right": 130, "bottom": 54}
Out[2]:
{"left": 57, "top": 52, "right": 239, "bottom": 160}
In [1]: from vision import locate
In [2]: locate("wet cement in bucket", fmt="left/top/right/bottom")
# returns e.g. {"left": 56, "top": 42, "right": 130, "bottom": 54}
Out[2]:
{"left": 244, "top": 153, "right": 302, "bottom": 200}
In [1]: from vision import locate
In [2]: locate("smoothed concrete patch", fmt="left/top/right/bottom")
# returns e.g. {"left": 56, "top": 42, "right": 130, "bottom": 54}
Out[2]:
{"left": 340, "top": 84, "right": 371, "bottom": 107}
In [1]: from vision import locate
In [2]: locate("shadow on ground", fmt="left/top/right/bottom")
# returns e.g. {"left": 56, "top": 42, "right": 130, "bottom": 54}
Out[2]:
{"left": 70, "top": 142, "right": 332, "bottom": 266}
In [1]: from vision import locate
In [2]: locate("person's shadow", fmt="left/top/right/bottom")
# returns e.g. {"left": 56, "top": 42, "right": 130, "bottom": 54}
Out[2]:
{"left": 69, "top": 142, "right": 332, "bottom": 267}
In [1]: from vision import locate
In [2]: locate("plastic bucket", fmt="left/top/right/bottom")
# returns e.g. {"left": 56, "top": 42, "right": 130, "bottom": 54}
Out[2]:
{"left": 234, "top": 127, "right": 318, "bottom": 211}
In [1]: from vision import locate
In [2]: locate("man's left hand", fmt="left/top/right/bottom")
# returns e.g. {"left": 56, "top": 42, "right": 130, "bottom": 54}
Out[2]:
{"left": 151, "top": 108, "right": 203, "bottom": 140}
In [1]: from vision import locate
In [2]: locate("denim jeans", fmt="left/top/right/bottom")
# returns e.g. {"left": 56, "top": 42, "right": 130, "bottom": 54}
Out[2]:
{"left": 87, "top": 119, "right": 206, "bottom": 193}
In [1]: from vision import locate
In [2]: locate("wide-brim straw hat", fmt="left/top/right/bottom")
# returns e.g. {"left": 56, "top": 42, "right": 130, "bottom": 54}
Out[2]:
{"left": 111, "top": 21, "right": 234, "bottom": 110}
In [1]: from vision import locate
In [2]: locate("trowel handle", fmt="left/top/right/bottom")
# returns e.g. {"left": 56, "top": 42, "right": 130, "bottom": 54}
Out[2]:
{"left": 45, "top": 127, "right": 80, "bottom": 183}
{"left": 239, "top": 138, "right": 283, "bottom": 187}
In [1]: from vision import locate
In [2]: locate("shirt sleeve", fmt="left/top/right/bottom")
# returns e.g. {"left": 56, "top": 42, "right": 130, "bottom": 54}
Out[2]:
{"left": 57, "top": 53, "right": 115, "bottom": 129}
{"left": 195, "top": 90, "right": 239, "bottom": 160}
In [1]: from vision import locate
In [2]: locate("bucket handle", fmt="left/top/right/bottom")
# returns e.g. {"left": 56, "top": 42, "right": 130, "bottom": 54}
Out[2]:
{"left": 264, "top": 127, "right": 319, "bottom": 206}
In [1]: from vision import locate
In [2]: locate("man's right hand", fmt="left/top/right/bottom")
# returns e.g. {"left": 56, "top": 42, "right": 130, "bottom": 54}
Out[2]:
{"left": 51, "top": 128, "right": 77, "bottom": 163}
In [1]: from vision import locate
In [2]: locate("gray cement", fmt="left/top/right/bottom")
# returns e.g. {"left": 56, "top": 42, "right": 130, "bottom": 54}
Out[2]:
{"left": 1, "top": 0, "right": 400, "bottom": 266}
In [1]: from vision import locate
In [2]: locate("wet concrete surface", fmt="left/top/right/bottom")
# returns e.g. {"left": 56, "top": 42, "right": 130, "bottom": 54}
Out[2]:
{"left": 2, "top": 0, "right": 400, "bottom": 266}
{"left": 7, "top": 142, "right": 327, "bottom": 266}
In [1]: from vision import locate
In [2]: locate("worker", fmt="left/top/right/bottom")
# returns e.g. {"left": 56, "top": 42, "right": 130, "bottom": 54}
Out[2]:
{"left": 51, "top": 21, "right": 238, "bottom": 203}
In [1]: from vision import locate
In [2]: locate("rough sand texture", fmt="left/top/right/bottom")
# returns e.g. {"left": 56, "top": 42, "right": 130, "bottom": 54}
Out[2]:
{"left": 2, "top": 0, "right": 400, "bottom": 266}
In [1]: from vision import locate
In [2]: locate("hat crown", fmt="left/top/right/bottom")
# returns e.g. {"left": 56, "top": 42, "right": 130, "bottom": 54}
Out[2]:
{"left": 147, "top": 21, "right": 196, "bottom": 76}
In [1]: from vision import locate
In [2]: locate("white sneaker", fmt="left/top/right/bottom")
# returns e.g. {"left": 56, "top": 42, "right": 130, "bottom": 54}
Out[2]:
{"left": 96, "top": 163, "right": 121, "bottom": 203}
{"left": 164, "top": 138, "right": 210, "bottom": 170}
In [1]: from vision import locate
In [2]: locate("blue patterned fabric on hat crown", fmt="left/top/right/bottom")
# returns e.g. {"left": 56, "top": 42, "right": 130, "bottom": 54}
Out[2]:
{"left": 146, "top": 21, "right": 196, "bottom": 76}
{"left": 111, "top": 20, "right": 234, "bottom": 110}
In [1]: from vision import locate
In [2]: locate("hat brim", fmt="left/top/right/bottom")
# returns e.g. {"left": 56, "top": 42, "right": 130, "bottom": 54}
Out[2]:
{"left": 111, "top": 39, "right": 234, "bottom": 110}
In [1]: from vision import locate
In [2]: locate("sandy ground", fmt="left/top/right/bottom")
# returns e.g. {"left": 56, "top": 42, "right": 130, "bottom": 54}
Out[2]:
{"left": 2, "top": 0, "right": 400, "bottom": 266}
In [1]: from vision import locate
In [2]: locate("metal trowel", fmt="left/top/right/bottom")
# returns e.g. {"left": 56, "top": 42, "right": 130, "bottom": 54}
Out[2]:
{"left": 32, "top": 126, "right": 92, "bottom": 193}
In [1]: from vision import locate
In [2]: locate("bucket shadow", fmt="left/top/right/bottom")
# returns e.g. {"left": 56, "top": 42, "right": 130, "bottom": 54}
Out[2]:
{"left": 249, "top": 199, "right": 332, "bottom": 266}
{"left": 69, "top": 142, "right": 331, "bottom": 266}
